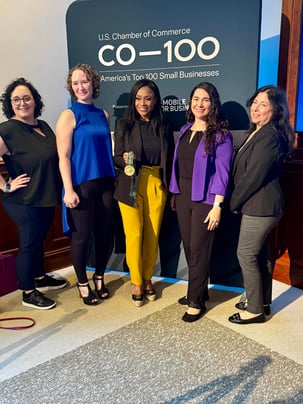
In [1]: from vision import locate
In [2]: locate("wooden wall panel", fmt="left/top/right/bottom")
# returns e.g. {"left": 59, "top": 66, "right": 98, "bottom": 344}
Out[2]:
{"left": 275, "top": 0, "right": 303, "bottom": 288}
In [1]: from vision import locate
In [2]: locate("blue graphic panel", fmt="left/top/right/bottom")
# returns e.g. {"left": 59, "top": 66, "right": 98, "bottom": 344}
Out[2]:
{"left": 65, "top": 0, "right": 282, "bottom": 131}
{"left": 258, "top": 35, "right": 280, "bottom": 87}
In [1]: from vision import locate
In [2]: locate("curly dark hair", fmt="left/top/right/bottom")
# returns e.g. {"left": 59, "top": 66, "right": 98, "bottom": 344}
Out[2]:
{"left": 119, "top": 79, "right": 166, "bottom": 137}
{"left": 247, "top": 85, "right": 294, "bottom": 151}
{"left": 66, "top": 63, "right": 101, "bottom": 99}
{"left": 186, "top": 82, "right": 229, "bottom": 154}
{"left": 0, "top": 77, "right": 44, "bottom": 119}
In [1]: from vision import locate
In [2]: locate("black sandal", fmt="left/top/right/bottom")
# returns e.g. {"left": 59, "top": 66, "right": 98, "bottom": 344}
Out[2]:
{"left": 143, "top": 280, "right": 156, "bottom": 301}
{"left": 77, "top": 283, "right": 99, "bottom": 305}
{"left": 93, "top": 274, "right": 109, "bottom": 299}
{"left": 144, "top": 288, "right": 156, "bottom": 301}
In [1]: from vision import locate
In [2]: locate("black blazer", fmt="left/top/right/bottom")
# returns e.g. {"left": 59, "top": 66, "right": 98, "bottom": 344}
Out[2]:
{"left": 230, "top": 123, "right": 288, "bottom": 216}
{"left": 113, "top": 119, "right": 174, "bottom": 206}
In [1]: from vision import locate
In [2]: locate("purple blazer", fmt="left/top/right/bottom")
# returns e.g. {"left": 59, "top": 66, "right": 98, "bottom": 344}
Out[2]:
{"left": 169, "top": 122, "right": 233, "bottom": 204}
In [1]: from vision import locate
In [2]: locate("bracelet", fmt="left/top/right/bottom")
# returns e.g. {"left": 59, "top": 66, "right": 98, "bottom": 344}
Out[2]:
{"left": 213, "top": 201, "right": 224, "bottom": 208}
{"left": 4, "top": 182, "right": 11, "bottom": 193}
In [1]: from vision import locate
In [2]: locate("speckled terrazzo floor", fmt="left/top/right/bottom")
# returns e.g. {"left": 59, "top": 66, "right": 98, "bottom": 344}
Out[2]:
{"left": 1, "top": 268, "right": 303, "bottom": 403}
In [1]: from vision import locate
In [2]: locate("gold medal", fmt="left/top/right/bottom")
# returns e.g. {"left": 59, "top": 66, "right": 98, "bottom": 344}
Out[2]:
{"left": 124, "top": 165, "right": 135, "bottom": 176}
{"left": 124, "top": 151, "right": 135, "bottom": 176}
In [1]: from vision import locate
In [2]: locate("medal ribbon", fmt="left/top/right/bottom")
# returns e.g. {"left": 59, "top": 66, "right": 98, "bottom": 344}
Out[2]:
{"left": 127, "top": 151, "right": 137, "bottom": 202}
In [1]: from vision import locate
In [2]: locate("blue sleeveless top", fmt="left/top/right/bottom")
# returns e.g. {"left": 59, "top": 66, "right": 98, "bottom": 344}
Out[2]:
{"left": 70, "top": 102, "right": 116, "bottom": 184}
{"left": 62, "top": 102, "right": 116, "bottom": 235}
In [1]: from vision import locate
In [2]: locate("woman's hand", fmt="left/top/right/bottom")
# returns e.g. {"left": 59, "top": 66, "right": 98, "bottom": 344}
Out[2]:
{"left": 123, "top": 152, "right": 129, "bottom": 164}
{"left": 63, "top": 190, "right": 80, "bottom": 209}
{"left": 6, "top": 174, "right": 31, "bottom": 192}
{"left": 204, "top": 206, "right": 222, "bottom": 231}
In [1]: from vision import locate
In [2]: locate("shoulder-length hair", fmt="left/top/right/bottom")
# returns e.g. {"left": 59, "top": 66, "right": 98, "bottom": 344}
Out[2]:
{"left": 247, "top": 85, "right": 294, "bottom": 151}
{"left": 0, "top": 77, "right": 44, "bottom": 119}
{"left": 186, "top": 82, "right": 229, "bottom": 154}
{"left": 121, "top": 79, "right": 166, "bottom": 136}
{"left": 66, "top": 63, "right": 101, "bottom": 99}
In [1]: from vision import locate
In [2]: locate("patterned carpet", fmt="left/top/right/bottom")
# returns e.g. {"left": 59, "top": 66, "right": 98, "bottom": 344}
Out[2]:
{"left": 1, "top": 302, "right": 303, "bottom": 404}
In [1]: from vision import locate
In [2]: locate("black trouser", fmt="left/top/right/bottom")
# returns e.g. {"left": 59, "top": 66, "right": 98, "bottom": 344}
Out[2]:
{"left": 159, "top": 199, "right": 181, "bottom": 278}
{"left": 3, "top": 200, "right": 55, "bottom": 290}
{"left": 68, "top": 177, "right": 114, "bottom": 284}
{"left": 175, "top": 177, "right": 215, "bottom": 309}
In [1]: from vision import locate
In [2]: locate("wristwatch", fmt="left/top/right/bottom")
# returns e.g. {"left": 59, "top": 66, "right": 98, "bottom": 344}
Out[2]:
{"left": 4, "top": 182, "right": 10, "bottom": 193}
{"left": 213, "top": 201, "right": 224, "bottom": 208}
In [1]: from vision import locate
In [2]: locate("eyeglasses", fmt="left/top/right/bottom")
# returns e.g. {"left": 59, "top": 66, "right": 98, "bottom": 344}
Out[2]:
{"left": 11, "top": 96, "right": 33, "bottom": 105}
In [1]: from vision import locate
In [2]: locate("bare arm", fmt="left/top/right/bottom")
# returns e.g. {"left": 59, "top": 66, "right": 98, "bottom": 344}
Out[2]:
{"left": 55, "top": 109, "right": 80, "bottom": 208}
{"left": 104, "top": 109, "right": 110, "bottom": 126}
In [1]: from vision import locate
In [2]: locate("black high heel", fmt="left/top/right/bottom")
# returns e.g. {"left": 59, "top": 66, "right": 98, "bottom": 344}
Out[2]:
{"left": 93, "top": 274, "right": 109, "bottom": 299}
{"left": 77, "top": 283, "right": 99, "bottom": 305}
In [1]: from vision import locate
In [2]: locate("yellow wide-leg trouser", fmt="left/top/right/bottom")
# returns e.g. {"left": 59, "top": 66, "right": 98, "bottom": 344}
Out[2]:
{"left": 118, "top": 166, "right": 167, "bottom": 286}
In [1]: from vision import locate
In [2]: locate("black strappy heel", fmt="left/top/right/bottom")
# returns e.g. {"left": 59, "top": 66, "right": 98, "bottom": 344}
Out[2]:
{"left": 93, "top": 274, "right": 109, "bottom": 299}
{"left": 77, "top": 283, "right": 99, "bottom": 305}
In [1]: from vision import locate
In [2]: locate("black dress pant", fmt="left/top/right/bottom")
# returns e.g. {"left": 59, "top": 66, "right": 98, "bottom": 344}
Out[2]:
{"left": 159, "top": 199, "right": 181, "bottom": 278}
{"left": 175, "top": 177, "right": 215, "bottom": 309}
{"left": 3, "top": 200, "right": 55, "bottom": 290}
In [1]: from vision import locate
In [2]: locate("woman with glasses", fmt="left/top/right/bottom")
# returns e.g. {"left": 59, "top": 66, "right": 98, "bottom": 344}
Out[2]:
{"left": 56, "top": 64, "right": 116, "bottom": 305}
{"left": 0, "top": 77, "right": 67, "bottom": 310}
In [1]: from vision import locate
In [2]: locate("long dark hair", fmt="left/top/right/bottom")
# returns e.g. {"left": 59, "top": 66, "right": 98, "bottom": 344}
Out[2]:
{"left": 120, "top": 79, "right": 166, "bottom": 136}
{"left": 0, "top": 77, "right": 44, "bottom": 119}
{"left": 186, "top": 82, "right": 229, "bottom": 154}
{"left": 247, "top": 85, "right": 294, "bottom": 151}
